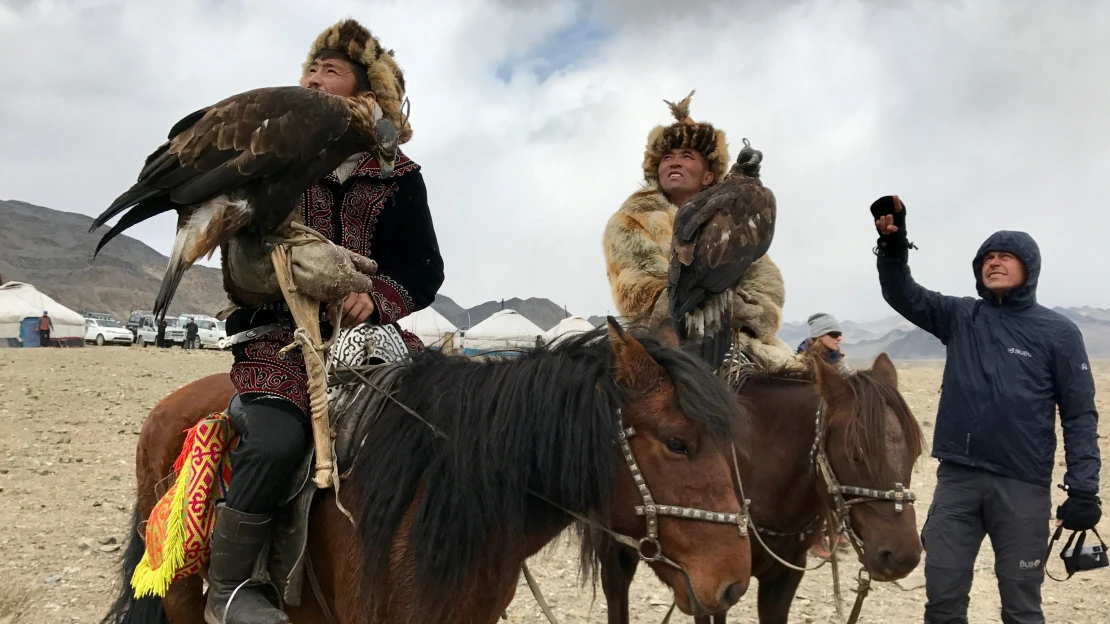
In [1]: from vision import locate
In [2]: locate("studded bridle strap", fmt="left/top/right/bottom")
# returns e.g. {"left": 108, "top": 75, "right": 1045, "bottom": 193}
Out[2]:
{"left": 810, "top": 402, "right": 917, "bottom": 559}
{"left": 618, "top": 412, "right": 748, "bottom": 566}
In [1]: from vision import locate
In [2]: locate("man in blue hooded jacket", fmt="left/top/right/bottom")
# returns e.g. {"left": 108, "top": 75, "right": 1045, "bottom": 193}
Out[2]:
{"left": 871, "top": 195, "right": 1101, "bottom": 624}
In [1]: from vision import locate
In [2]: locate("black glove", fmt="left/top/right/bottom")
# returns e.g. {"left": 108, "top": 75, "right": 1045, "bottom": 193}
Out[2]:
{"left": 1057, "top": 489, "right": 1102, "bottom": 531}
{"left": 870, "top": 195, "right": 915, "bottom": 258}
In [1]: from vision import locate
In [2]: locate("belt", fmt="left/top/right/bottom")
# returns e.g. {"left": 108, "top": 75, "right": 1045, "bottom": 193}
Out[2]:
{"left": 219, "top": 323, "right": 284, "bottom": 349}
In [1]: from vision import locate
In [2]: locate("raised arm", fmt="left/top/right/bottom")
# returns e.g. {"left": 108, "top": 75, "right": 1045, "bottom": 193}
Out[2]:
{"left": 872, "top": 195, "right": 963, "bottom": 344}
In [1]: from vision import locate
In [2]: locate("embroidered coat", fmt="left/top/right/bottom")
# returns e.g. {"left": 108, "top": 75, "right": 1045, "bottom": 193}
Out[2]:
{"left": 227, "top": 150, "right": 445, "bottom": 415}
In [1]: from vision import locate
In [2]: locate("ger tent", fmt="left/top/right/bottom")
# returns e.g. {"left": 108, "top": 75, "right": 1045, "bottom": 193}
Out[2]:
{"left": 462, "top": 309, "right": 544, "bottom": 356}
{"left": 542, "top": 316, "right": 597, "bottom": 345}
{"left": 396, "top": 306, "right": 458, "bottom": 350}
{"left": 0, "top": 281, "right": 86, "bottom": 347}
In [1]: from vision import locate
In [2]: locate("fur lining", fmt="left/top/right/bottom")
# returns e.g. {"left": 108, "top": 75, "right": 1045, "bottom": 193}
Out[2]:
{"left": 602, "top": 187, "right": 791, "bottom": 364}
{"left": 642, "top": 90, "right": 730, "bottom": 185}
{"left": 302, "top": 19, "right": 412, "bottom": 144}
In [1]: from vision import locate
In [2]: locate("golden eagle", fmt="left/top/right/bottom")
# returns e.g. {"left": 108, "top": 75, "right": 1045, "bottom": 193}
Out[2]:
{"left": 667, "top": 138, "right": 777, "bottom": 367}
{"left": 89, "top": 86, "right": 399, "bottom": 320}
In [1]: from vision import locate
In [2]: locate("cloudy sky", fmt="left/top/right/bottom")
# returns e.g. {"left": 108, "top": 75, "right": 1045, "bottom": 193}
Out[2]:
{"left": 2, "top": 0, "right": 1107, "bottom": 323}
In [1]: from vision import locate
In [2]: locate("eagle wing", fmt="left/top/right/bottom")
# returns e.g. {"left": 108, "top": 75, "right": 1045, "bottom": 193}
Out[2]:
{"left": 89, "top": 86, "right": 357, "bottom": 320}
{"left": 90, "top": 86, "right": 354, "bottom": 254}
{"left": 667, "top": 176, "right": 777, "bottom": 321}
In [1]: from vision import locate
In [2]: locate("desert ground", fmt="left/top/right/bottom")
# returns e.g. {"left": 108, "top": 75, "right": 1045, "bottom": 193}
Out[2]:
{"left": 1, "top": 348, "right": 1107, "bottom": 624}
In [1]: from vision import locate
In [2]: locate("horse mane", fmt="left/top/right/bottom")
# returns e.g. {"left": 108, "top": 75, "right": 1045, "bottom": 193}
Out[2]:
{"left": 348, "top": 327, "right": 737, "bottom": 621}
{"left": 843, "top": 368, "right": 925, "bottom": 479}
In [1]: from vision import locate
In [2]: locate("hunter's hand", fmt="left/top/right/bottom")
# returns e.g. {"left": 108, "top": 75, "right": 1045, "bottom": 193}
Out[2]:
{"left": 341, "top": 292, "right": 375, "bottom": 327}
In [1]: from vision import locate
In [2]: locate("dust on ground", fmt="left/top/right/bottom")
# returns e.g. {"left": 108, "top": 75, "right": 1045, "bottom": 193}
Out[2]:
{"left": 1, "top": 349, "right": 1108, "bottom": 623}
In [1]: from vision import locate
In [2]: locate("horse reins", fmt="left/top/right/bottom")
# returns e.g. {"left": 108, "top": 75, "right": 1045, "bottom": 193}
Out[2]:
{"left": 723, "top": 351, "right": 916, "bottom": 623}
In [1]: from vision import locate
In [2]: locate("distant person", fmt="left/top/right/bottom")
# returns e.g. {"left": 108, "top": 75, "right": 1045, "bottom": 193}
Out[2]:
{"left": 156, "top": 319, "right": 167, "bottom": 348}
{"left": 37, "top": 311, "right": 53, "bottom": 347}
{"left": 871, "top": 195, "right": 1100, "bottom": 624}
{"left": 795, "top": 312, "right": 850, "bottom": 374}
{"left": 184, "top": 318, "right": 199, "bottom": 350}
{"left": 535, "top": 335, "right": 544, "bottom": 348}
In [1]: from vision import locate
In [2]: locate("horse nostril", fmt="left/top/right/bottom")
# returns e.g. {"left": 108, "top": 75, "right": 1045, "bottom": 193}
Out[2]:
{"left": 722, "top": 581, "right": 745, "bottom": 607}
{"left": 878, "top": 549, "right": 895, "bottom": 570}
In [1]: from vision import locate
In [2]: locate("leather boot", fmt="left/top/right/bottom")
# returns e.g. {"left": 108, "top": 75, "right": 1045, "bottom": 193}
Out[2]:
{"left": 203, "top": 504, "right": 290, "bottom": 624}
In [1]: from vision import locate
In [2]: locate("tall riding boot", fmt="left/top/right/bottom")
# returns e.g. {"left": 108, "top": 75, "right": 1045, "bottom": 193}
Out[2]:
{"left": 204, "top": 504, "right": 290, "bottom": 624}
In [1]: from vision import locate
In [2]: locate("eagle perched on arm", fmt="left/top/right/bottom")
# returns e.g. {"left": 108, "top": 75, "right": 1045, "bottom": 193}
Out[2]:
{"left": 89, "top": 86, "right": 399, "bottom": 321}
{"left": 667, "top": 138, "right": 777, "bottom": 368}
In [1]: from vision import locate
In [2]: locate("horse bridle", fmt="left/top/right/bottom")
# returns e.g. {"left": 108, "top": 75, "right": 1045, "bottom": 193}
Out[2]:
{"left": 809, "top": 401, "right": 916, "bottom": 558}
{"left": 619, "top": 409, "right": 749, "bottom": 566}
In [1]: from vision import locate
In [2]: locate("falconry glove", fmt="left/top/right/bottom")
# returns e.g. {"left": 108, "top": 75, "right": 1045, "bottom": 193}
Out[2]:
{"left": 1057, "top": 487, "right": 1103, "bottom": 532}
{"left": 870, "top": 195, "right": 917, "bottom": 259}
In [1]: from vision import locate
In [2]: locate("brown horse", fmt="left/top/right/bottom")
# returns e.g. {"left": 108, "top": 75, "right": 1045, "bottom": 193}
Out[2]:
{"left": 101, "top": 321, "right": 753, "bottom": 624}
{"left": 600, "top": 353, "right": 925, "bottom": 624}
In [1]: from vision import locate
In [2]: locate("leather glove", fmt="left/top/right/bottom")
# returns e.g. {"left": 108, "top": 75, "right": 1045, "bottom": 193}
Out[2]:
{"left": 870, "top": 195, "right": 914, "bottom": 258}
{"left": 1057, "top": 489, "right": 1102, "bottom": 531}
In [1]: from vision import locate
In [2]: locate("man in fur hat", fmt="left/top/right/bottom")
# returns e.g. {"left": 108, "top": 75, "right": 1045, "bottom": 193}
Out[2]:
{"left": 208, "top": 19, "right": 444, "bottom": 624}
{"left": 602, "top": 91, "right": 794, "bottom": 367}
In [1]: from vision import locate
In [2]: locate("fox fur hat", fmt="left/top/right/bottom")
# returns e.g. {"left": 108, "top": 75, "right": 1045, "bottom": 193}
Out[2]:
{"left": 302, "top": 18, "right": 412, "bottom": 144}
{"left": 642, "top": 90, "right": 729, "bottom": 186}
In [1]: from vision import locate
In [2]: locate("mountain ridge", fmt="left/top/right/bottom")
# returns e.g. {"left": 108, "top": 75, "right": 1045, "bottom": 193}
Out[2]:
{"left": 4, "top": 200, "right": 1108, "bottom": 357}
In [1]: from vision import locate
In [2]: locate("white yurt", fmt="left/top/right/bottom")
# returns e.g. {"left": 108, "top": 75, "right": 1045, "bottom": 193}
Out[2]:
{"left": 396, "top": 306, "right": 458, "bottom": 350}
{"left": 542, "top": 316, "right": 597, "bottom": 345}
{"left": 0, "top": 281, "right": 86, "bottom": 347}
{"left": 462, "top": 309, "right": 544, "bottom": 356}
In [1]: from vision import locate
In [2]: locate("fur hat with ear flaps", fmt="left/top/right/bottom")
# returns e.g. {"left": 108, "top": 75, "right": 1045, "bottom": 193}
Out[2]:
{"left": 301, "top": 18, "right": 413, "bottom": 144}
{"left": 642, "top": 90, "right": 729, "bottom": 185}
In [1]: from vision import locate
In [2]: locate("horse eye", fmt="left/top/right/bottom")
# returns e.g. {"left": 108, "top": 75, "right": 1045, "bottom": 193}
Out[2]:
{"left": 665, "top": 438, "right": 688, "bottom": 455}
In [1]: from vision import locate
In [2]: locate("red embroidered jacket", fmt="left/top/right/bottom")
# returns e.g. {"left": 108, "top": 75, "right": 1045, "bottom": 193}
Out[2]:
{"left": 300, "top": 151, "right": 444, "bottom": 325}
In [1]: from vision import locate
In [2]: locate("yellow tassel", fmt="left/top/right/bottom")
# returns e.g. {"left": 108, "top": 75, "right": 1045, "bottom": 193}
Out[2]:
{"left": 130, "top": 457, "right": 191, "bottom": 598}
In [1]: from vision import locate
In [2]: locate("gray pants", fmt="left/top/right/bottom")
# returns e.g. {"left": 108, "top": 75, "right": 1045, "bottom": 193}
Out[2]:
{"left": 922, "top": 461, "right": 1051, "bottom": 624}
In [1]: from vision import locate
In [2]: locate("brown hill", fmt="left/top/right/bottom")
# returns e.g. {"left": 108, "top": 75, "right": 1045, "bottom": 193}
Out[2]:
{"left": 0, "top": 200, "right": 228, "bottom": 321}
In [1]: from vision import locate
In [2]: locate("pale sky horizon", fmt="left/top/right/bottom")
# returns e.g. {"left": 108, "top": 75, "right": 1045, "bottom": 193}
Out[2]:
{"left": 2, "top": 0, "right": 1107, "bottom": 323}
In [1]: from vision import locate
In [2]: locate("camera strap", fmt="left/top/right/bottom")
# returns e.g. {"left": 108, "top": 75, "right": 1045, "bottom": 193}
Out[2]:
{"left": 1045, "top": 526, "right": 1106, "bottom": 582}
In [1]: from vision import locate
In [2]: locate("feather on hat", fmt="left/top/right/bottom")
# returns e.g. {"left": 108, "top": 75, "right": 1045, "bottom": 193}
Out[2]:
{"left": 641, "top": 90, "right": 729, "bottom": 185}
{"left": 302, "top": 18, "right": 412, "bottom": 144}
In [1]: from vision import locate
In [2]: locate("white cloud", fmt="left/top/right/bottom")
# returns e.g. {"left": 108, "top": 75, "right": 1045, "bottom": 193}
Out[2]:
{"left": 1, "top": 0, "right": 1107, "bottom": 323}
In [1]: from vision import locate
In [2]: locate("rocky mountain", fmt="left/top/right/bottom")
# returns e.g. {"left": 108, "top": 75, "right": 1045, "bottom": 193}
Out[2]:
{"left": 784, "top": 307, "right": 1110, "bottom": 359}
{"left": 0, "top": 200, "right": 228, "bottom": 321}
{"left": 436, "top": 297, "right": 576, "bottom": 331}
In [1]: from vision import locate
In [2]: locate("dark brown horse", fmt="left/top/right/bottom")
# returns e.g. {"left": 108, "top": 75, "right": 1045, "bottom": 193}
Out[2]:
{"left": 101, "top": 321, "right": 753, "bottom": 624}
{"left": 600, "top": 352, "right": 925, "bottom": 624}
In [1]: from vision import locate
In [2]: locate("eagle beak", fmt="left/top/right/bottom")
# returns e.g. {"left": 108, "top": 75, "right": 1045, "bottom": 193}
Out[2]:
{"left": 374, "top": 117, "right": 400, "bottom": 177}
{"left": 378, "top": 159, "right": 396, "bottom": 178}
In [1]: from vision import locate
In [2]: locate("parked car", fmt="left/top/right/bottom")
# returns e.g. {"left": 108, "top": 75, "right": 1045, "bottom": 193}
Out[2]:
{"left": 177, "top": 315, "right": 227, "bottom": 349}
{"left": 84, "top": 317, "right": 134, "bottom": 346}
{"left": 136, "top": 315, "right": 187, "bottom": 347}
{"left": 82, "top": 310, "right": 117, "bottom": 323}
{"left": 126, "top": 310, "right": 152, "bottom": 342}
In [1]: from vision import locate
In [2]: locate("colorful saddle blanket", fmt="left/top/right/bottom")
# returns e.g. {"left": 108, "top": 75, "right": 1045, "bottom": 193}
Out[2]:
{"left": 131, "top": 414, "right": 236, "bottom": 598}
{"left": 131, "top": 358, "right": 407, "bottom": 605}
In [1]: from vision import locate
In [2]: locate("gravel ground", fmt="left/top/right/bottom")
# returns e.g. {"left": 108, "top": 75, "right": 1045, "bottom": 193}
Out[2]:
{"left": 1, "top": 349, "right": 1107, "bottom": 623}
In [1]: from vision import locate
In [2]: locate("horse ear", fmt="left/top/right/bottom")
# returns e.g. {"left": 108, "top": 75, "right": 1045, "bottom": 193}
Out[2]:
{"left": 872, "top": 352, "right": 898, "bottom": 387}
{"left": 608, "top": 316, "right": 658, "bottom": 389}
{"left": 655, "top": 317, "right": 681, "bottom": 349}
{"left": 812, "top": 355, "right": 852, "bottom": 409}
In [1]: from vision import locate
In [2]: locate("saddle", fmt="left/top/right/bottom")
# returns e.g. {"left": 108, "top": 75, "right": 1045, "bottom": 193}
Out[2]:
{"left": 236, "top": 322, "right": 413, "bottom": 606}
{"left": 232, "top": 359, "right": 407, "bottom": 607}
